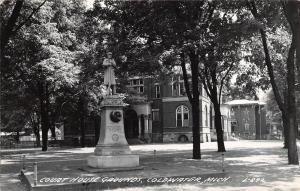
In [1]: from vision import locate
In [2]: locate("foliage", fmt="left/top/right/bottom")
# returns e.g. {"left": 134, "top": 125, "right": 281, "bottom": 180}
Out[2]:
{"left": 92, "top": 0, "right": 250, "bottom": 153}
{"left": 0, "top": 0, "right": 102, "bottom": 150}
{"left": 265, "top": 90, "right": 282, "bottom": 124}
{"left": 230, "top": 24, "right": 291, "bottom": 100}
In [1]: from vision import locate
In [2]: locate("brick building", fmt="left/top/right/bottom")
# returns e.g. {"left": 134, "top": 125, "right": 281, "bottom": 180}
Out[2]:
{"left": 61, "top": 75, "right": 214, "bottom": 146}
{"left": 225, "top": 99, "right": 267, "bottom": 140}
{"left": 125, "top": 74, "right": 213, "bottom": 143}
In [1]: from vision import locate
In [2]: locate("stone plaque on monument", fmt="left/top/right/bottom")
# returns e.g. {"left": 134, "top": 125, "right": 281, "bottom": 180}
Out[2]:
{"left": 87, "top": 95, "right": 139, "bottom": 168}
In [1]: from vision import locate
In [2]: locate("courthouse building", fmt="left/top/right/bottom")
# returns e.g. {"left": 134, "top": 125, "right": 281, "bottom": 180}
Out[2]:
{"left": 62, "top": 75, "right": 267, "bottom": 145}
{"left": 62, "top": 73, "right": 214, "bottom": 145}
{"left": 124, "top": 74, "right": 213, "bottom": 143}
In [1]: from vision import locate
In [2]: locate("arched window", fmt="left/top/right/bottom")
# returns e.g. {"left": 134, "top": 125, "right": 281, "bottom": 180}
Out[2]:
{"left": 176, "top": 105, "right": 189, "bottom": 127}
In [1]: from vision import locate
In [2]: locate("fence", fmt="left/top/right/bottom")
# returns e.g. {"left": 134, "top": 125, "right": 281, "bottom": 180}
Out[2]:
{"left": 0, "top": 140, "right": 37, "bottom": 149}
{"left": 0, "top": 139, "right": 64, "bottom": 149}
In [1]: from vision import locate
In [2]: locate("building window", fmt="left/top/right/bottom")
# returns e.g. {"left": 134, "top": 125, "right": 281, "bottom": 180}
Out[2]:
{"left": 205, "top": 106, "right": 208, "bottom": 127}
{"left": 155, "top": 85, "right": 160, "bottom": 98}
{"left": 245, "top": 123, "right": 249, "bottom": 131}
{"left": 133, "top": 79, "right": 138, "bottom": 85}
{"left": 176, "top": 105, "right": 189, "bottom": 127}
{"left": 230, "top": 108, "right": 235, "bottom": 118}
{"left": 244, "top": 108, "right": 250, "bottom": 121}
{"left": 210, "top": 106, "right": 213, "bottom": 129}
{"left": 172, "top": 82, "right": 178, "bottom": 96}
{"left": 128, "top": 78, "right": 144, "bottom": 94}
{"left": 231, "top": 121, "right": 237, "bottom": 132}
{"left": 152, "top": 110, "right": 159, "bottom": 121}
{"left": 179, "top": 82, "right": 185, "bottom": 96}
{"left": 139, "top": 86, "right": 144, "bottom": 93}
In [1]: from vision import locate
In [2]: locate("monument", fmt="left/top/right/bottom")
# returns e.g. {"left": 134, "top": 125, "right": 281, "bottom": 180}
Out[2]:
{"left": 87, "top": 53, "right": 139, "bottom": 169}
{"left": 103, "top": 52, "right": 116, "bottom": 95}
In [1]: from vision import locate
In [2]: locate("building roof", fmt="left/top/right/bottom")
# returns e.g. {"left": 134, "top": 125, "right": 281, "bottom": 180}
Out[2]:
{"left": 224, "top": 99, "right": 266, "bottom": 106}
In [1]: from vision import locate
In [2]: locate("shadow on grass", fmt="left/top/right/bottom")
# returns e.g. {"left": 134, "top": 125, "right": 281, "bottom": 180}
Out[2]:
{"left": 1, "top": 141, "right": 300, "bottom": 190}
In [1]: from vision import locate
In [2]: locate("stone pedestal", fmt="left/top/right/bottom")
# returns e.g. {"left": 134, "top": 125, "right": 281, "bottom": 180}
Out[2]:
{"left": 87, "top": 95, "right": 139, "bottom": 168}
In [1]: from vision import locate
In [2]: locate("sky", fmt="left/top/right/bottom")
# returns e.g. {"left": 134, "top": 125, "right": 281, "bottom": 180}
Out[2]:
{"left": 85, "top": 0, "right": 95, "bottom": 9}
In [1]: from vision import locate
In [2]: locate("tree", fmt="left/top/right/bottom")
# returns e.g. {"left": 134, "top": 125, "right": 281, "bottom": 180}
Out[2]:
{"left": 281, "top": 0, "right": 299, "bottom": 165}
{"left": 0, "top": 0, "right": 47, "bottom": 62}
{"left": 197, "top": 1, "right": 249, "bottom": 151}
{"left": 247, "top": 0, "right": 299, "bottom": 164}
{"left": 92, "top": 0, "right": 248, "bottom": 155}
{"left": 227, "top": 60, "right": 270, "bottom": 101}
{"left": 265, "top": 90, "right": 284, "bottom": 136}
{"left": 1, "top": 0, "right": 85, "bottom": 151}
{"left": 93, "top": 1, "right": 218, "bottom": 158}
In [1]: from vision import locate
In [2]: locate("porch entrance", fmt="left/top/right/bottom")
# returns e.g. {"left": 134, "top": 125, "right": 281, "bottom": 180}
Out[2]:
{"left": 124, "top": 108, "right": 139, "bottom": 139}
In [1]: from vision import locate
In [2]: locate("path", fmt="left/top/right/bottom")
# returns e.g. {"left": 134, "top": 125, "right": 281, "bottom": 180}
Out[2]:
{"left": 1, "top": 140, "right": 299, "bottom": 191}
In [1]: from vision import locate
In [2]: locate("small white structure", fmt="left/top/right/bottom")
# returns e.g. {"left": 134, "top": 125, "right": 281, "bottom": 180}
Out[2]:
{"left": 220, "top": 104, "right": 232, "bottom": 141}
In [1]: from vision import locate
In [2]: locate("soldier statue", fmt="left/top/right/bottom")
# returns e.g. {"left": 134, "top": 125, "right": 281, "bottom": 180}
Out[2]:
{"left": 103, "top": 52, "right": 116, "bottom": 95}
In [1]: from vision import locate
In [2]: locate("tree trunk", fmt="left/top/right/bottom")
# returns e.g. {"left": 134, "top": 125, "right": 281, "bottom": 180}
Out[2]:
{"left": 297, "top": 37, "right": 300, "bottom": 89}
{"left": 39, "top": 82, "right": 48, "bottom": 151}
{"left": 180, "top": 52, "right": 201, "bottom": 159}
{"left": 191, "top": 53, "right": 201, "bottom": 159}
{"left": 283, "top": 0, "right": 299, "bottom": 165}
{"left": 293, "top": 2, "right": 300, "bottom": 91}
{"left": 286, "top": 38, "right": 299, "bottom": 165}
{"left": 0, "top": 0, "right": 24, "bottom": 51}
{"left": 282, "top": 91, "right": 289, "bottom": 149}
{"left": 296, "top": 38, "right": 300, "bottom": 141}
{"left": 294, "top": 1, "right": 300, "bottom": 141}
{"left": 287, "top": 74, "right": 299, "bottom": 165}
{"left": 191, "top": 99, "right": 201, "bottom": 159}
{"left": 282, "top": 112, "right": 289, "bottom": 149}
{"left": 79, "top": 95, "right": 86, "bottom": 147}
{"left": 33, "top": 113, "right": 41, "bottom": 147}
{"left": 0, "top": 22, "right": 2, "bottom": 71}
{"left": 50, "top": 124, "right": 56, "bottom": 139}
{"left": 213, "top": 102, "right": 226, "bottom": 152}
{"left": 297, "top": 28, "right": 300, "bottom": 138}
{"left": 41, "top": 124, "right": 48, "bottom": 151}
{"left": 45, "top": 83, "right": 56, "bottom": 140}
{"left": 35, "top": 128, "right": 41, "bottom": 147}
{"left": 210, "top": 67, "right": 226, "bottom": 152}
{"left": 1, "top": 0, "right": 47, "bottom": 52}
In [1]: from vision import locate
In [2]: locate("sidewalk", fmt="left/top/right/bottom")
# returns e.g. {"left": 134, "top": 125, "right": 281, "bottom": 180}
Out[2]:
{"left": 1, "top": 140, "right": 300, "bottom": 191}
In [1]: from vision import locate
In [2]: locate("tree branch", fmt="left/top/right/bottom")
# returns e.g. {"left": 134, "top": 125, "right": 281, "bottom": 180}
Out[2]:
{"left": 203, "top": 64, "right": 214, "bottom": 95}
{"left": 1, "top": 0, "right": 24, "bottom": 50}
{"left": 202, "top": 1, "right": 216, "bottom": 29}
{"left": 246, "top": 0, "right": 285, "bottom": 113}
{"left": 12, "top": 0, "right": 48, "bottom": 34}
{"left": 180, "top": 52, "right": 193, "bottom": 102}
{"left": 218, "top": 62, "right": 234, "bottom": 103}
{"left": 199, "top": 51, "right": 214, "bottom": 97}
{"left": 199, "top": 70, "right": 212, "bottom": 99}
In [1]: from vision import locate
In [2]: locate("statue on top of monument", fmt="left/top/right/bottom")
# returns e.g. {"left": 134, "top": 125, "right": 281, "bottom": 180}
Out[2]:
{"left": 103, "top": 52, "right": 116, "bottom": 95}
